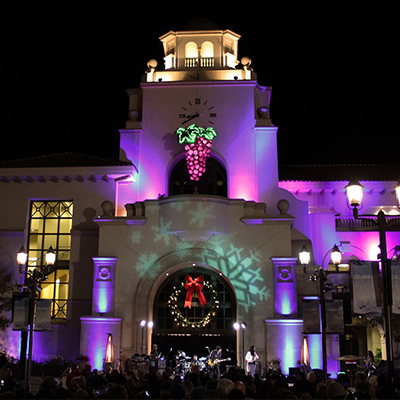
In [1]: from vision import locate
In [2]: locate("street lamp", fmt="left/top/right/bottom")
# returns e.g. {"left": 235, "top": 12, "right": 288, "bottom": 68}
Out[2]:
{"left": 17, "top": 245, "right": 56, "bottom": 391}
{"left": 233, "top": 321, "right": 247, "bottom": 369}
{"left": 346, "top": 179, "right": 400, "bottom": 386}
{"left": 299, "top": 244, "right": 342, "bottom": 382}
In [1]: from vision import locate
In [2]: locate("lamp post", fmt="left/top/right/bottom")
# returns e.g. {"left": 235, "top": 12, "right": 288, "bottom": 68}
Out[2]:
{"left": 299, "top": 244, "right": 342, "bottom": 382}
{"left": 140, "top": 320, "right": 153, "bottom": 354}
{"left": 233, "top": 321, "right": 247, "bottom": 369}
{"left": 346, "top": 179, "right": 400, "bottom": 386}
{"left": 16, "top": 245, "right": 56, "bottom": 391}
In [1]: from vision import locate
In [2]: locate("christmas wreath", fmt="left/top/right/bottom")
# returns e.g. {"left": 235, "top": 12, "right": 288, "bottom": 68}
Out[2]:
{"left": 168, "top": 274, "right": 220, "bottom": 328}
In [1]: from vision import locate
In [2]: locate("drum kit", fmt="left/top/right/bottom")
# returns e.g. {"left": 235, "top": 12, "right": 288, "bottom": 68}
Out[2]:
{"left": 174, "top": 354, "right": 208, "bottom": 374}
{"left": 126, "top": 351, "right": 209, "bottom": 377}
{"left": 125, "top": 353, "right": 157, "bottom": 378}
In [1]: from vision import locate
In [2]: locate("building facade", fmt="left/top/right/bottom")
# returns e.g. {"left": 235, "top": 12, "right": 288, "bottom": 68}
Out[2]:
{"left": 1, "top": 22, "right": 399, "bottom": 379}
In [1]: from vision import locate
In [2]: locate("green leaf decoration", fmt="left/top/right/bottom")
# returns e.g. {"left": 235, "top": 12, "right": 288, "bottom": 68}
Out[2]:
{"left": 175, "top": 124, "right": 217, "bottom": 144}
{"left": 175, "top": 126, "right": 197, "bottom": 144}
{"left": 199, "top": 127, "right": 217, "bottom": 140}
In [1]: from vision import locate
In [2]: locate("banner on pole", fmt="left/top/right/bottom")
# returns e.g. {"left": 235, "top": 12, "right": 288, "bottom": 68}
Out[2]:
{"left": 12, "top": 295, "right": 29, "bottom": 331}
{"left": 35, "top": 299, "right": 52, "bottom": 331}
{"left": 351, "top": 261, "right": 381, "bottom": 315}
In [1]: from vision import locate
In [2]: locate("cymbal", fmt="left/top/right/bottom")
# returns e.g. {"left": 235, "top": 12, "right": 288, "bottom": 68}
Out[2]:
{"left": 199, "top": 357, "right": 207, "bottom": 361}
{"left": 185, "top": 356, "right": 192, "bottom": 360}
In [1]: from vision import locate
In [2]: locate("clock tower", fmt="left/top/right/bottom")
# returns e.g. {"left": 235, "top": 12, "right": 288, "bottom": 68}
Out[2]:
{"left": 89, "top": 21, "right": 312, "bottom": 374}
{"left": 118, "top": 20, "right": 282, "bottom": 211}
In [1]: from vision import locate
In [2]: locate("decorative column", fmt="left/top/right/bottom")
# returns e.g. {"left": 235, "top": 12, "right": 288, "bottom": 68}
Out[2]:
{"left": 80, "top": 257, "right": 122, "bottom": 371}
{"left": 271, "top": 257, "right": 298, "bottom": 316}
{"left": 92, "top": 257, "right": 118, "bottom": 315}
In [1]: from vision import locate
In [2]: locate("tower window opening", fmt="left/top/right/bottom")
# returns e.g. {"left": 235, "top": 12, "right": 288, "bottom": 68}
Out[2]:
{"left": 169, "top": 157, "right": 227, "bottom": 197}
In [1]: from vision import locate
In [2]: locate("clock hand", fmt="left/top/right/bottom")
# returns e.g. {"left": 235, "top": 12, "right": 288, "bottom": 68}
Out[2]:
{"left": 182, "top": 112, "right": 199, "bottom": 124}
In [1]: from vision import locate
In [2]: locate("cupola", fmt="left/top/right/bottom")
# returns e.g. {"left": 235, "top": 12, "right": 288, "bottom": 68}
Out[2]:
{"left": 145, "top": 20, "right": 255, "bottom": 82}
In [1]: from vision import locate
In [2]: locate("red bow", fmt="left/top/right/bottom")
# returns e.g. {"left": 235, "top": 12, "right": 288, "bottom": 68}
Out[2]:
{"left": 184, "top": 275, "right": 207, "bottom": 309}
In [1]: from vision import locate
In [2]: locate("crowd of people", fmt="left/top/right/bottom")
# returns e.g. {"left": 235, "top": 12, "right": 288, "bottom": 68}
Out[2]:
{"left": 0, "top": 348, "right": 399, "bottom": 399}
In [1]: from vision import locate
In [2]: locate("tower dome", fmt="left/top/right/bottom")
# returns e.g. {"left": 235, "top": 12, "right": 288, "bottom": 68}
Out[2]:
{"left": 180, "top": 18, "right": 221, "bottom": 31}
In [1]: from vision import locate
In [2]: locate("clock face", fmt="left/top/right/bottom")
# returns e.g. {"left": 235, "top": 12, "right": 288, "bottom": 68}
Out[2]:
{"left": 178, "top": 97, "right": 217, "bottom": 127}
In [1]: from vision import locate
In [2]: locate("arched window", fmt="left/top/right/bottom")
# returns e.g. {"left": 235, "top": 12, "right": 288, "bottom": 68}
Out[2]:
{"left": 169, "top": 157, "right": 227, "bottom": 197}
{"left": 185, "top": 42, "right": 198, "bottom": 68}
{"left": 201, "top": 41, "right": 214, "bottom": 58}
{"left": 185, "top": 42, "right": 198, "bottom": 58}
{"left": 201, "top": 41, "right": 214, "bottom": 68}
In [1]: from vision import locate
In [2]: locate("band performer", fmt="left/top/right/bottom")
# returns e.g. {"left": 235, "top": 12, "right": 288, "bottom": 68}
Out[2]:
{"left": 209, "top": 345, "right": 222, "bottom": 379}
{"left": 150, "top": 344, "right": 159, "bottom": 372}
{"left": 245, "top": 345, "right": 259, "bottom": 377}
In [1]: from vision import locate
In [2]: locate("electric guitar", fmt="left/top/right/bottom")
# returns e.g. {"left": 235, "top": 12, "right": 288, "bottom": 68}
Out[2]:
{"left": 208, "top": 357, "right": 231, "bottom": 366}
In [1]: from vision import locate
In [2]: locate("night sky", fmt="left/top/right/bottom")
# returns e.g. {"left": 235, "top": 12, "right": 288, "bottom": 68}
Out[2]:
{"left": 1, "top": 3, "right": 399, "bottom": 165}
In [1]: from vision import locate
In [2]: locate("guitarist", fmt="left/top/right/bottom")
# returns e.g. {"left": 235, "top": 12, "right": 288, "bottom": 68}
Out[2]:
{"left": 150, "top": 344, "right": 160, "bottom": 372}
{"left": 209, "top": 345, "right": 223, "bottom": 379}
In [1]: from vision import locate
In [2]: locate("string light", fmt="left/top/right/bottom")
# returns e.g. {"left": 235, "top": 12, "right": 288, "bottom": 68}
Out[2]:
{"left": 168, "top": 280, "right": 219, "bottom": 328}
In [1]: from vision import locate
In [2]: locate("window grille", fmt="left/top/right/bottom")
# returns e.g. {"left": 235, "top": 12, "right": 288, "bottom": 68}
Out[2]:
{"left": 28, "top": 201, "right": 72, "bottom": 319}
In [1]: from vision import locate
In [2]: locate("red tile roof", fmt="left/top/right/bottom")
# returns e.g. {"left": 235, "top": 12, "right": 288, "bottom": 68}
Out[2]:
{"left": 279, "top": 164, "right": 400, "bottom": 182}
{"left": 0, "top": 152, "right": 132, "bottom": 168}
{"left": 1, "top": 153, "right": 399, "bottom": 183}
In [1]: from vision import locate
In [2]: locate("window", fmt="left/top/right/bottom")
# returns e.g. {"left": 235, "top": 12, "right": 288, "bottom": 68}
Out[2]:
{"left": 201, "top": 41, "right": 214, "bottom": 68}
{"left": 169, "top": 157, "right": 227, "bottom": 197}
{"left": 201, "top": 41, "right": 214, "bottom": 58}
{"left": 28, "top": 201, "right": 73, "bottom": 318}
{"left": 185, "top": 42, "right": 198, "bottom": 58}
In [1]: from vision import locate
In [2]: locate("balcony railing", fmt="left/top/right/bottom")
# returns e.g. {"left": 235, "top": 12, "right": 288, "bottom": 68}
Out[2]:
{"left": 185, "top": 57, "right": 215, "bottom": 68}
{"left": 336, "top": 215, "right": 400, "bottom": 231}
{"left": 200, "top": 57, "right": 214, "bottom": 68}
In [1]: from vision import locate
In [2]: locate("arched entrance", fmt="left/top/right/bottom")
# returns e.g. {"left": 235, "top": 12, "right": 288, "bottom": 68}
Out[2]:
{"left": 152, "top": 266, "right": 237, "bottom": 372}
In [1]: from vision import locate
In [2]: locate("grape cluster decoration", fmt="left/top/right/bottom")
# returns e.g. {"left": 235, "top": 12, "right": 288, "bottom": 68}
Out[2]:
{"left": 175, "top": 124, "right": 217, "bottom": 181}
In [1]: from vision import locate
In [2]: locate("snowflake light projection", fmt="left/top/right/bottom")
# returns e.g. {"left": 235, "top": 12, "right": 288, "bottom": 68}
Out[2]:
{"left": 175, "top": 124, "right": 217, "bottom": 181}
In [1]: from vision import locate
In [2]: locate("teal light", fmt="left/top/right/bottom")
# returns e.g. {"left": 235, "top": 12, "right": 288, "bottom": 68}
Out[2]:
{"left": 95, "top": 287, "right": 110, "bottom": 314}
{"left": 280, "top": 291, "right": 294, "bottom": 315}
{"left": 308, "top": 334, "right": 322, "bottom": 370}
